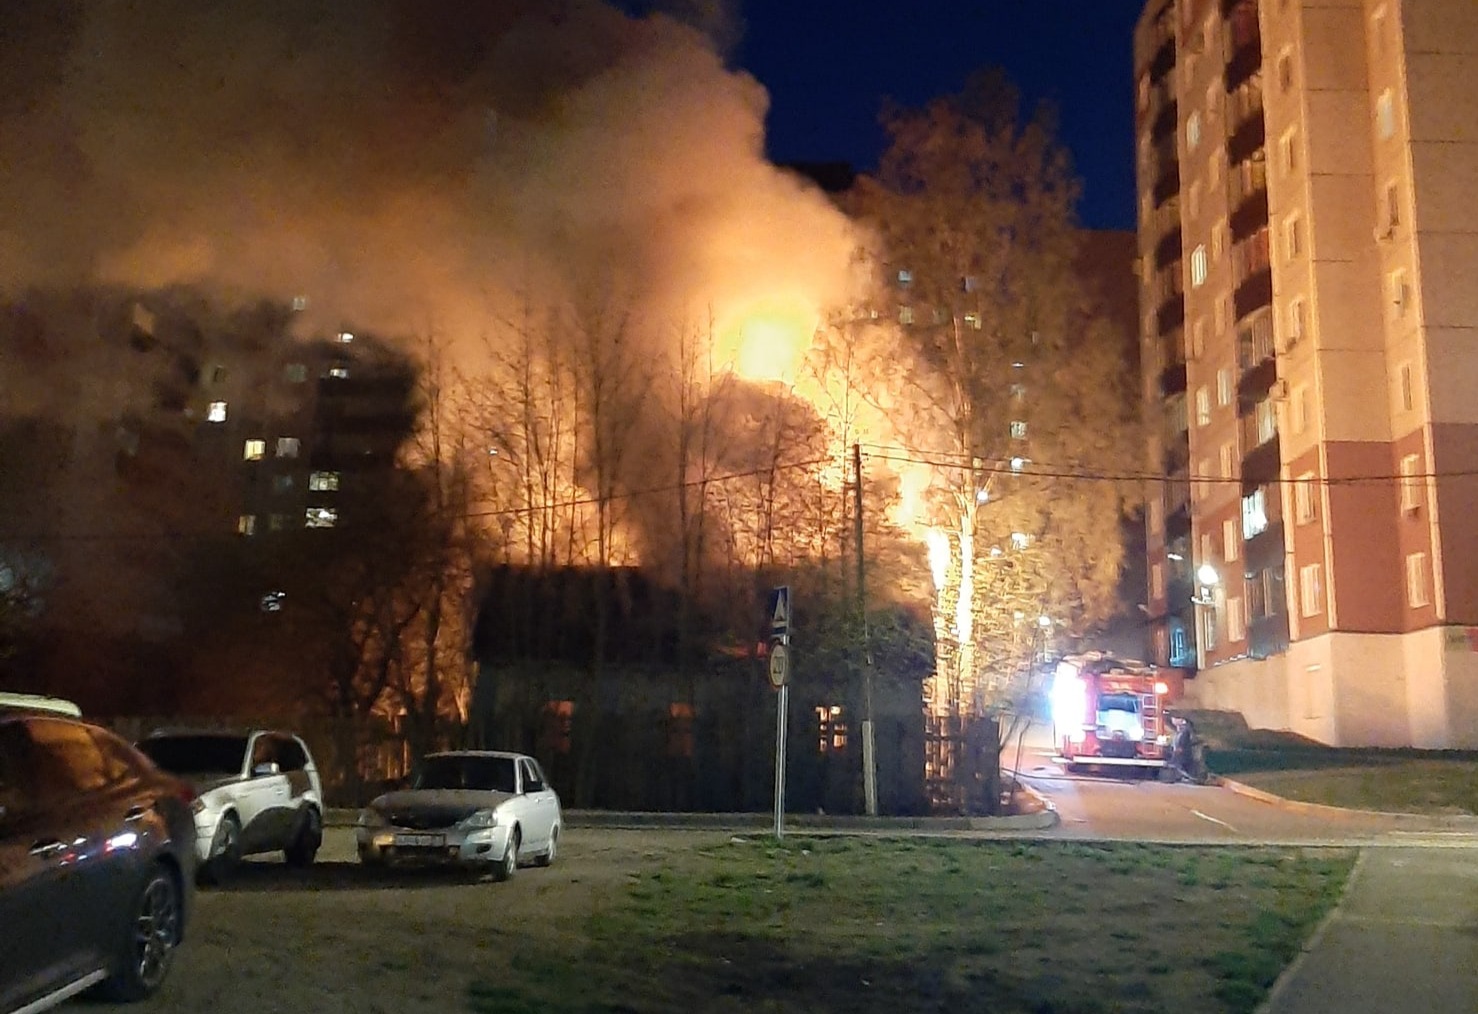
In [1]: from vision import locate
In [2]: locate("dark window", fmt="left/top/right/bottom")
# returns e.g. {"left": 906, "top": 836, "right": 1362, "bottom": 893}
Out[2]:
{"left": 0, "top": 723, "right": 30, "bottom": 819}
{"left": 26, "top": 719, "right": 113, "bottom": 799}
{"left": 414, "top": 755, "right": 516, "bottom": 793}
{"left": 250, "top": 735, "right": 278, "bottom": 773}
{"left": 89, "top": 728, "right": 145, "bottom": 783}
{"left": 520, "top": 760, "right": 544, "bottom": 793}
{"left": 274, "top": 736, "right": 307, "bottom": 772}
{"left": 138, "top": 734, "right": 247, "bottom": 776}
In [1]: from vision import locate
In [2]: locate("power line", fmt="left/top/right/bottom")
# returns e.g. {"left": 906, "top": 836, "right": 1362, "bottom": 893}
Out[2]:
{"left": 0, "top": 455, "right": 836, "bottom": 544}
{"left": 859, "top": 445, "right": 1478, "bottom": 487}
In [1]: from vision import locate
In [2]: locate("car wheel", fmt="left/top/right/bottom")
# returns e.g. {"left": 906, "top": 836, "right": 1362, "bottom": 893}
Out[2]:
{"left": 97, "top": 865, "right": 182, "bottom": 1001}
{"left": 492, "top": 829, "right": 520, "bottom": 882}
{"left": 284, "top": 807, "right": 322, "bottom": 868}
{"left": 199, "top": 813, "right": 242, "bottom": 885}
{"left": 533, "top": 826, "right": 558, "bottom": 868}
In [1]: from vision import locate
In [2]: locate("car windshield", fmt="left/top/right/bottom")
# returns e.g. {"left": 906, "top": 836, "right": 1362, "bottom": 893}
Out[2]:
{"left": 414, "top": 755, "right": 517, "bottom": 793}
{"left": 138, "top": 734, "right": 248, "bottom": 775}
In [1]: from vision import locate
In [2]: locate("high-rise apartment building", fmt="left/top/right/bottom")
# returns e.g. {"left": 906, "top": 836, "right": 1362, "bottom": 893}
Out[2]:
{"left": 1135, "top": 0, "right": 1478, "bottom": 746}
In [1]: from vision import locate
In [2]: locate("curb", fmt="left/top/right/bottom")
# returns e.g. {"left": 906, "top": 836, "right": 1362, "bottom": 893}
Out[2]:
{"left": 1253, "top": 848, "right": 1369, "bottom": 1014}
{"left": 324, "top": 800, "right": 1061, "bottom": 834}
{"left": 1214, "top": 775, "right": 1478, "bottom": 829}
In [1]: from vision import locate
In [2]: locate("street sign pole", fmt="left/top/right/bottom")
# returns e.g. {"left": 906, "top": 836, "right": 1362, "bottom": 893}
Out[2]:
{"left": 767, "top": 586, "right": 791, "bottom": 839}
{"left": 773, "top": 679, "right": 788, "bottom": 839}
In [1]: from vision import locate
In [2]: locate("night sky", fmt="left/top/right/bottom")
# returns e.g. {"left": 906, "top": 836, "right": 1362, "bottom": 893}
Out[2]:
{"left": 733, "top": 1, "right": 1145, "bottom": 231}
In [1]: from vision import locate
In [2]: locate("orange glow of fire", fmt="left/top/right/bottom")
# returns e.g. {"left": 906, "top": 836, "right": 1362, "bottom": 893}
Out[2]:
{"left": 724, "top": 298, "right": 817, "bottom": 383}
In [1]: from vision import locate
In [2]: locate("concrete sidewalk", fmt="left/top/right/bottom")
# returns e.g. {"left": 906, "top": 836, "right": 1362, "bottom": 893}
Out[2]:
{"left": 1263, "top": 847, "right": 1478, "bottom": 1014}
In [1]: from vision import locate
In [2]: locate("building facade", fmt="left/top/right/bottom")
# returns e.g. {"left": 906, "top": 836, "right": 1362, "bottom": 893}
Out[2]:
{"left": 1136, "top": 0, "right": 1478, "bottom": 746}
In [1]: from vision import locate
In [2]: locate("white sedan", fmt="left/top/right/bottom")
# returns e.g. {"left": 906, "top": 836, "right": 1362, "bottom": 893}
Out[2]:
{"left": 355, "top": 751, "right": 561, "bottom": 879}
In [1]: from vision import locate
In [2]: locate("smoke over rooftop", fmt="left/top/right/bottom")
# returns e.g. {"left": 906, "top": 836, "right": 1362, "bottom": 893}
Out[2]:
{"left": 0, "top": 0, "right": 863, "bottom": 363}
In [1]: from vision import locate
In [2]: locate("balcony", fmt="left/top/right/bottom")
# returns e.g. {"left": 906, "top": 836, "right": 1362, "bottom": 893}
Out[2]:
{"left": 1226, "top": 114, "right": 1266, "bottom": 169}
{"left": 1150, "top": 37, "right": 1176, "bottom": 82}
{"left": 1237, "top": 355, "right": 1278, "bottom": 407}
{"left": 1157, "top": 294, "right": 1186, "bottom": 335}
{"left": 1160, "top": 361, "right": 1188, "bottom": 397}
{"left": 1227, "top": 44, "right": 1262, "bottom": 93}
{"left": 1229, "top": 188, "right": 1269, "bottom": 244}
{"left": 1151, "top": 100, "right": 1179, "bottom": 142}
{"left": 1153, "top": 162, "right": 1181, "bottom": 207}
{"left": 1154, "top": 226, "right": 1183, "bottom": 270}
{"left": 1234, "top": 267, "right": 1273, "bottom": 320}
{"left": 1241, "top": 433, "right": 1281, "bottom": 495}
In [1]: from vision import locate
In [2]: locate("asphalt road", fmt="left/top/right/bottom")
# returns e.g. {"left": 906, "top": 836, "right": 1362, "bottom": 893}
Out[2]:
{"left": 1014, "top": 742, "right": 1478, "bottom": 847}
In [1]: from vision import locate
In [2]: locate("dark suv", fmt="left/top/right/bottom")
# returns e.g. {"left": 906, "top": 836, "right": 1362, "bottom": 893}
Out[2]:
{"left": 0, "top": 703, "right": 196, "bottom": 1014}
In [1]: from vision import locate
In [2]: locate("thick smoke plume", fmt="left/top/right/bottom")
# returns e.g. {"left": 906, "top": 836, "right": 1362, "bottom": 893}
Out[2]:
{"left": 0, "top": 0, "right": 862, "bottom": 363}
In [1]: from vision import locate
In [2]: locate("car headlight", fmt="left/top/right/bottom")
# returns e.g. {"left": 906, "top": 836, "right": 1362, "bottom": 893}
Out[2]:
{"left": 357, "top": 808, "right": 388, "bottom": 828}
{"left": 459, "top": 809, "right": 499, "bottom": 829}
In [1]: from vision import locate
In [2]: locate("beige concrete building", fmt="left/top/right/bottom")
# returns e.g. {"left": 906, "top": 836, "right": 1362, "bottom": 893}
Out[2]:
{"left": 1135, "top": 0, "right": 1478, "bottom": 746}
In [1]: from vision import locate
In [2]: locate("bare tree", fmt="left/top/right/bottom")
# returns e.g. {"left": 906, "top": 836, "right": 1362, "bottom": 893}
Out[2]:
{"left": 852, "top": 70, "right": 1142, "bottom": 813}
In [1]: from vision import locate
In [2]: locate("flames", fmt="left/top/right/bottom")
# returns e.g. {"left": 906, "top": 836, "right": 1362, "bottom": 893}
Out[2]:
{"left": 722, "top": 297, "right": 818, "bottom": 384}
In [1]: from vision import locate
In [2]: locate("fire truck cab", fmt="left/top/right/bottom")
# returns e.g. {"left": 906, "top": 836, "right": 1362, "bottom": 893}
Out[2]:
{"left": 1049, "top": 652, "right": 1171, "bottom": 770}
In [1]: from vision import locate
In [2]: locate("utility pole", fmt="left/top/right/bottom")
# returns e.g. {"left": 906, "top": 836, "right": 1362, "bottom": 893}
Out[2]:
{"left": 853, "top": 443, "right": 878, "bottom": 816}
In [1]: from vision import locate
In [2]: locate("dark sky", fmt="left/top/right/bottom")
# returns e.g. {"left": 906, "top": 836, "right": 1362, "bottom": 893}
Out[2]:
{"left": 733, "top": 1, "right": 1145, "bottom": 231}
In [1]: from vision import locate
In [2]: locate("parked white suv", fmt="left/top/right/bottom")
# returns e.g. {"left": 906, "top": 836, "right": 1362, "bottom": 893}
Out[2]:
{"left": 136, "top": 728, "right": 324, "bottom": 882}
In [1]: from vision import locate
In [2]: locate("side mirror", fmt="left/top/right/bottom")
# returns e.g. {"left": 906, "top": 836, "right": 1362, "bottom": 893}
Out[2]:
{"left": 252, "top": 761, "right": 281, "bottom": 777}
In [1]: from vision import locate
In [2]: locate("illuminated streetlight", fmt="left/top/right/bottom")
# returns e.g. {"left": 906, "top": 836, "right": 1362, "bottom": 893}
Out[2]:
{"left": 1037, "top": 615, "right": 1052, "bottom": 629}
{"left": 1197, "top": 563, "right": 1219, "bottom": 587}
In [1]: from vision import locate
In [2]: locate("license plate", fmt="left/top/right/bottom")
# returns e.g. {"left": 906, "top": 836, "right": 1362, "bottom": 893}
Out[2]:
{"left": 393, "top": 833, "right": 446, "bottom": 848}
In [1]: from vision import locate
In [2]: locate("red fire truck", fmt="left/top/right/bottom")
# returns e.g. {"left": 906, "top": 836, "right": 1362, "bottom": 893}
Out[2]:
{"left": 1049, "top": 652, "right": 1173, "bottom": 770}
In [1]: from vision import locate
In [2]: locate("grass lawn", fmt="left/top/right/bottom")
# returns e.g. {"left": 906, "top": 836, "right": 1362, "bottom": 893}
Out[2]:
{"left": 1189, "top": 710, "right": 1478, "bottom": 815}
{"left": 468, "top": 836, "right": 1353, "bottom": 1014}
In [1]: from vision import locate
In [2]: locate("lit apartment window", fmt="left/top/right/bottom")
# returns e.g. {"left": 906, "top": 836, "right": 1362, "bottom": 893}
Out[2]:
{"left": 336, "top": 331, "right": 354, "bottom": 344}
{"left": 815, "top": 705, "right": 847, "bottom": 753}
{"left": 898, "top": 306, "right": 914, "bottom": 326}
{"left": 1217, "top": 368, "right": 1232, "bottom": 407}
{"left": 1223, "top": 518, "right": 1239, "bottom": 562}
{"left": 1300, "top": 564, "right": 1324, "bottom": 617}
{"left": 1220, "top": 442, "right": 1235, "bottom": 479}
{"left": 1295, "top": 473, "right": 1317, "bottom": 524}
{"left": 1228, "top": 596, "right": 1246, "bottom": 642}
{"left": 1201, "top": 599, "right": 1219, "bottom": 652}
{"left": 1196, "top": 387, "right": 1211, "bottom": 426}
{"left": 1152, "top": 563, "right": 1165, "bottom": 600}
{"left": 1377, "top": 90, "right": 1396, "bottom": 139}
{"left": 1011, "top": 532, "right": 1033, "bottom": 550}
{"left": 1010, "top": 383, "right": 1027, "bottom": 401}
{"left": 1187, "top": 112, "right": 1202, "bottom": 150}
{"left": 1010, "top": 421, "right": 1027, "bottom": 440}
{"left": 1284, "top": 216, "right": 1304, "bottom": 260}
{"left": 1399, "top": 454, "right": 1422, "bottom": 512}
{"left": 284, "top": 363, "right": 308, "bottom": 383}
{"left": 329, "top": 366, "right": 350, "bottom": 379}
{"left": 277, "top": 437, "right": 301, "bottom": 459}
{"left": 305, "top": 507, "right": 338, "bottom": 529}
{"left": 243, "top": 439, "right": 266, "bottom": 461}
{"left": 291, "top": 295, "right": 309, "bottom": 311}
{"left": 237, "top": 515, "right": 256, "bottom": 536}
{"left": 897, "top": 269, "right": 912, "bottom": 286}
{"left": 207, "top": 401, "right": 227, "bottom": 423}
{"left": 309, "top": 471, "right": 341, "bottom": 492}
{"left": 963, "top": 313, "right": 982, "bottom": 330}
{"left": 1256, "top": 398, "right": 1277, "bottom": 444}
{"left": 1406, "top": 553, "right": 1430, "bottom": 608}
{"left": 1398, "top": 362, "right": 1414, "bottom": 412}
{"left": 1190, "top": 245, "right": 1208, "bottom": 288}
{"left": 1390, "top": 270, "right": 1410, "bottom": 319}
{"left": 1242, "top": 489, "right": 1268, "bottom": 539}
{"left": 1199, "top": 533, "right": 1213, "bottom": 571}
